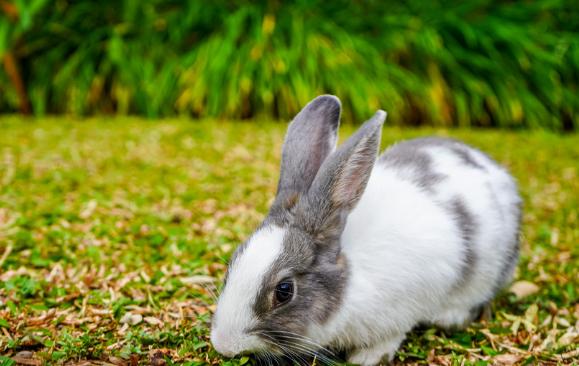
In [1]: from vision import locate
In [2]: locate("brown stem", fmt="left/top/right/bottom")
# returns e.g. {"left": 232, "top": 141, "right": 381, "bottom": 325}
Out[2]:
{"left": 0, "top": 1, "right": 18, "bottom": 20}
{"left": 1, "top": 0, "right": 31, "bottom": 114}
{"left": 3, "top": 52, "right": 31, "bottom": 114}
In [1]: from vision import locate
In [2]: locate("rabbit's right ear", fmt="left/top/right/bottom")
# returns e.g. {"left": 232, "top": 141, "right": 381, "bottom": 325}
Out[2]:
{"left": 295, "top": 110, "right": 385, "bottom": 243}
{"left": 272, "top": 95, "right": 341, "bottom": 216}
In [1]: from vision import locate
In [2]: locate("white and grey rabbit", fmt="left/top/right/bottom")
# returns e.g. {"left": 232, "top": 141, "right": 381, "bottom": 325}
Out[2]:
{"left": 211, "top": 95, "right": 521, "bottom": 365}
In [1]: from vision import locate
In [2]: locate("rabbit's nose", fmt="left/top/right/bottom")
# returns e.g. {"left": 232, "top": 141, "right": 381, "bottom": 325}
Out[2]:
{"left": 211, "top": 328, "right": 239, "bottom": 357}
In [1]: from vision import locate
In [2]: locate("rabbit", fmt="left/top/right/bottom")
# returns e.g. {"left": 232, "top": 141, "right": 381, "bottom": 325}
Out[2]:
{"left": 210, "top": 95, "right": 522, "bottom": 365}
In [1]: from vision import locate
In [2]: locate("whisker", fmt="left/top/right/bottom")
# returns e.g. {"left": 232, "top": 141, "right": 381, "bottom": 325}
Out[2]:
{"left": 198, "top": 283, "right": 219, "bottom": 302}
{"left": 263, "top": 332, "right": 336, "bottom": 361}
{"left": 259, "top": 338, "right": 291, "bottom": 366}
{"left": 280, "top": 344, "right": 333, "bottom": 366}
{"left": 258, "top": 331, "right": 336, "bottom": 365}
{"left": 261, "top": 330, "right": 335, "bottom": 356}
{"left": 259, "top": 352, "right": 272, "bottom": 366}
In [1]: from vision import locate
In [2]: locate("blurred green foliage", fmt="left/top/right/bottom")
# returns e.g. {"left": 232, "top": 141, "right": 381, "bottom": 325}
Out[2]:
{"left": 0, "top": 0, "right": 577, "bottom": 129}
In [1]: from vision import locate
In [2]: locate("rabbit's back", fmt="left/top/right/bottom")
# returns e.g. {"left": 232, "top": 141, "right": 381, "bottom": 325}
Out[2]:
{"left": 376, "top": 137, "right": 521, "bottom": 301}
{"left": 322, "top": 137, "right": 521, "bottom": 348}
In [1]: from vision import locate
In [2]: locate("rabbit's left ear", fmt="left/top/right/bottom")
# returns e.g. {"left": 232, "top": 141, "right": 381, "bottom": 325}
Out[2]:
{"left": 270, "top": 95, "right": 341, "bottom": 218}
{"left": 297, "top": 110, "right": 386, "bottom": 236}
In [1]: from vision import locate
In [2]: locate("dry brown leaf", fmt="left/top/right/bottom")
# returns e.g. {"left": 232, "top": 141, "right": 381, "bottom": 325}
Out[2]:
{"left": 144, "top": 316, "right": 163, "bottom": 326}
{"left": 180, "top": 275, "right": 216, "bottom": 285}
{"left": 556, "top": 348, "right": 579, "bottom": 360}
{"left": 148, "top": 349, "right": 172, "bottom": 366}
{"left": 12, "top": 351, "right": 42, "bottom": 366}
{"left": 509, "top": 280, "right": 539, "bottom": 298}
{"left": 119, "top": 313, "right": 142, "bottom": 325}
{"left": 536, "top": 329, "right": 558, "bottom": 352}
{"left": 80, "top": 199, "right": 98, "bottom": 219}
{"left": 557, "top": 327, "right": 579, "bottom": 347}
{"left": 492, "top": 354, "right": 523, "bottom": 365}
{"left": 107, "top": 356, "right": 128, "bottom": 366}
{"left": 90, "top": 308, "right": 112, "bottom": 316}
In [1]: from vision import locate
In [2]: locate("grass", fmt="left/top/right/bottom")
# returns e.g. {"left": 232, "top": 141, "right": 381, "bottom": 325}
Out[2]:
{"left": 0, "top": 116, "right": 577, "bottom": 365}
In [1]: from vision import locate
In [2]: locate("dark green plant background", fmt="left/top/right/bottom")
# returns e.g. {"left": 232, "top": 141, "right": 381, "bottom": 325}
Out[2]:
{"left": 0, "top": 0, "right": 578, "bottom": 129}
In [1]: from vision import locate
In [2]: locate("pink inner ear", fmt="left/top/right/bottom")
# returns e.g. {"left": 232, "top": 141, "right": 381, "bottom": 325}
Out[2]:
{"left": 331, "top": 139, "right": 376, "bottom": 210}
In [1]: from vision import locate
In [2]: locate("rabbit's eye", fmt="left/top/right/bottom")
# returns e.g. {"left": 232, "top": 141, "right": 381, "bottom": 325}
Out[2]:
{"left": 274, "top": 279, "right": 294, "bottom": 306}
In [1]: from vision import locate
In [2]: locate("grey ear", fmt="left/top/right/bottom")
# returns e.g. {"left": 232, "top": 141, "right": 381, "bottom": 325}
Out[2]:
{"left": 271, "top": 95, "right": 342, "bottom": 216}
{"left": 296, "top": 110, "right": 386, "bottom": 236}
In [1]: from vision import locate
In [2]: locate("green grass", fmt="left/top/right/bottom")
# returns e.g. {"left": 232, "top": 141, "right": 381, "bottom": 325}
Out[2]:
{"left": 0, "top": 117, "right": 577, "bottom": 365}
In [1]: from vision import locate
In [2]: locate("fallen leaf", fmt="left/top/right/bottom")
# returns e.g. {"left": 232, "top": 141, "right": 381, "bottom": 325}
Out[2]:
{"left": 120, "top": 313, "right": 142, "bottom": 325}
{"left": 557, "top": 349, "right": 579, "bottom": 360}
{"left": 492, "top": 354, "right": 523, "bottom": 365}
{"left": 509, "top": 281, "right": 539, "bottom": 298}
{"left": 12, "top": 351, "right": 41, "bottom": 366}
{"left": 130, "top": 354, "right": 139, "bottom": 366}
{"left": 180, "top": 275, "right": 216, "bottom": 285}
{"left": 80, "top": 199, "right": 98, "bottom": 219}
{"left": 149, "top": 349, "right": 171, "bottom": 366}
{"left": 558, "top": 327, "right": 579, "bottom": 347}
{"left": 536, "top": 329, "right": 558, "bottom": 352}
{"left": 108, "top": 356, "right": 128, "bottom": 366}
{"left": 144, "top": 316, "right": 163, "bottom": 326}
{"left": 523, "top": 304, "right": 538, "bottom": 331}
{"left": 557, "top": 317, "right": 570, "bottom": 327}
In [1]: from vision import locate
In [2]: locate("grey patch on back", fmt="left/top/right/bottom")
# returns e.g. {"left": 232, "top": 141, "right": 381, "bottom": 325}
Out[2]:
{"left": 410, "top": 137, "right": 488, "bottom": 169}
{"left": 380, "top": 136, "right": 494, "bottom": 193}
{"left": 380, "top": 141, "right": 445, "bottom": 192}
{"left": 449, "top": 145, "right": 485, "bottom": 170}
{"left": 380, "top": 137, "right": 489, "bottom": 191}
{"left": 446, "top": 197, "right": 477, "bottom": 289}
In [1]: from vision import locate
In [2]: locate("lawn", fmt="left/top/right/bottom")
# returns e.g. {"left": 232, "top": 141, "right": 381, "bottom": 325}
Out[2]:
{"left": 0, "top": 117, "right": 577, "bottom": 365}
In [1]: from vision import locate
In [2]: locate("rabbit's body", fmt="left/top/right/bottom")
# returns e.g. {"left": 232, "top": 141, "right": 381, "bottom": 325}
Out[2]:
{"left": 309, "top": 138, "right": 521, "bottom": 360}
{"left": 211, "top": 96, "right": 521, "bottom": 365}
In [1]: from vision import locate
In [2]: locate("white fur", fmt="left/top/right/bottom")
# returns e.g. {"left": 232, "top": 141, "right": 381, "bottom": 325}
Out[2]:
{"left": 306, "top": 143, "right": 520, "bottom": 364}
{"left": 211, "top": 225, "right": 285, "bottom": 357}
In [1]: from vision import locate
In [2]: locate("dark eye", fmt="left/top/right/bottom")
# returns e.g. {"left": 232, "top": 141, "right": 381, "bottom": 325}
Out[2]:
{"left": 274, "top": 280, "right": 294, "bottom": 305}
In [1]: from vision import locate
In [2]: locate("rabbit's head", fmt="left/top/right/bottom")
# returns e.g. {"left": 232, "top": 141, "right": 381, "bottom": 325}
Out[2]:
{"left": 211, "top": 95, "right": 386, "bottom": 358}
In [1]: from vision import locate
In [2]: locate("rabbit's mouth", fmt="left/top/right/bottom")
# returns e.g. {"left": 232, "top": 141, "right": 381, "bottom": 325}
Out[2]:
{"left": 211, "top": 327, "right": 266, "bottom": 358}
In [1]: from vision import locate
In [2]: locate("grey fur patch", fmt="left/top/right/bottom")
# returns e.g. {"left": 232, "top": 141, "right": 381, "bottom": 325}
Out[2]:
{"left": 409, "top": 137, "right": 487, "bottom": 170}
{"left": 250, "top": 226, "right": 349, "bottom": 344}
{"left": 447, "top": 197, "right": 477, "bottom": 288}
{"left": 380, "top": 141, "right": 445, "bottom": 192}
{"left": 449, "top": 145, "right": 485, "bottom": 170}
{"left": 380, "top": 137, "right": 488, "bottom": 193}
